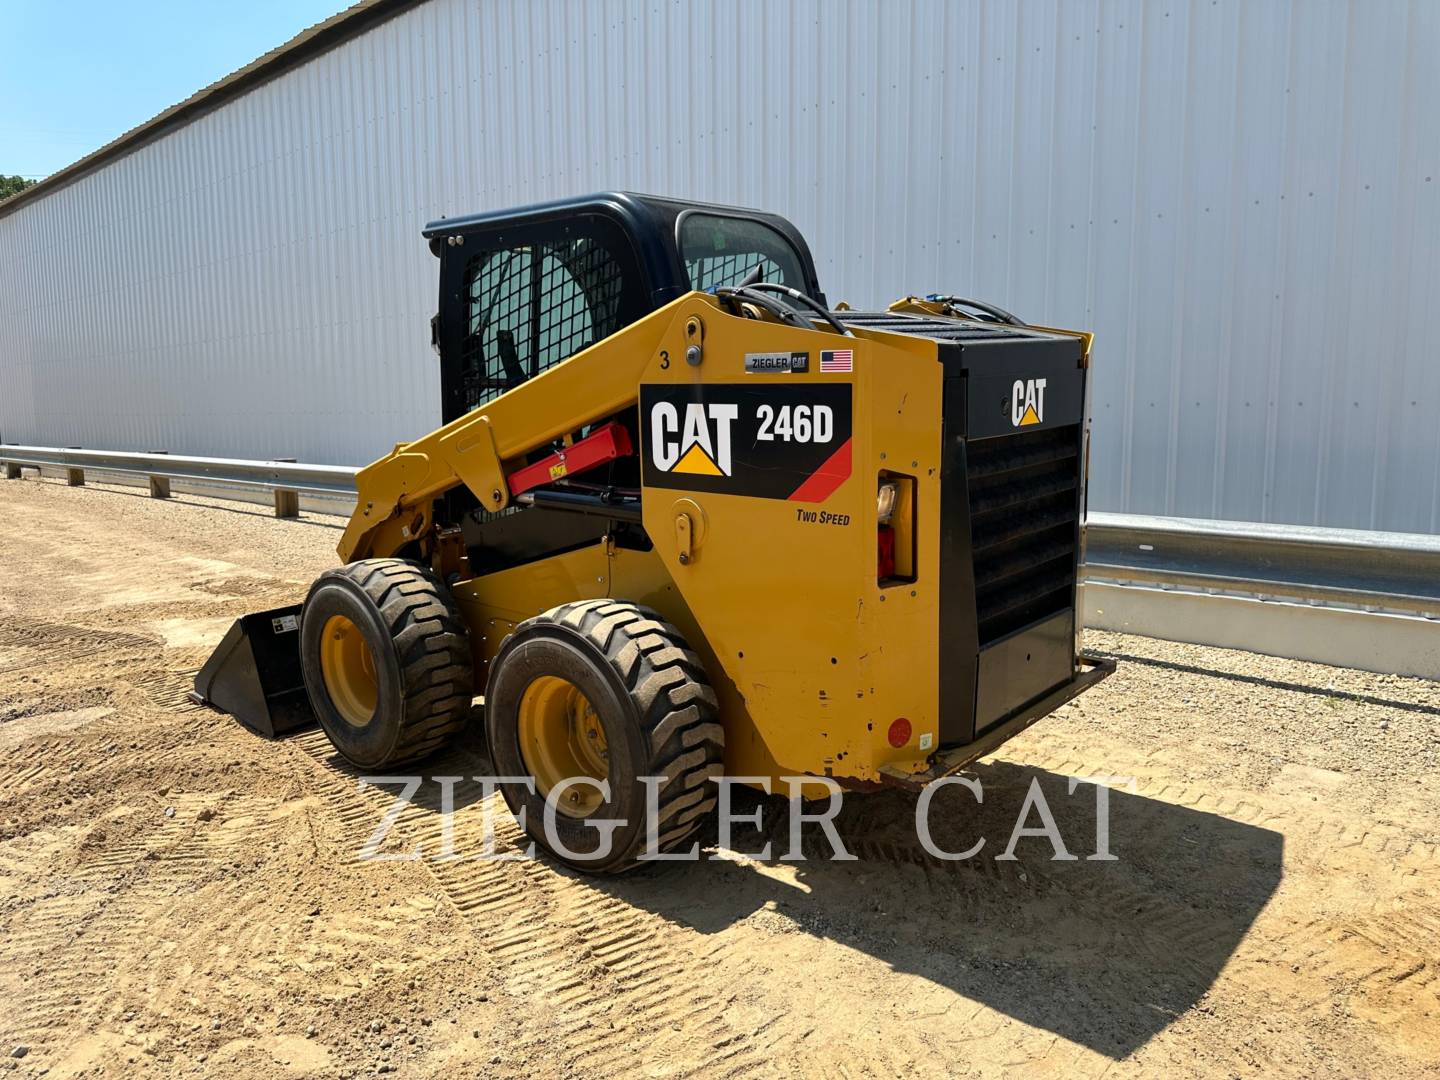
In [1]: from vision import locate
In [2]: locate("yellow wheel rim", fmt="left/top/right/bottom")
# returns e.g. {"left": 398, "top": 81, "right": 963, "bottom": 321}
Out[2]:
{"left": 516, "top": 676, "right": 609, "bottom": 818}
{"left": 318, "top": 614, "right": 378, "bottom": 728}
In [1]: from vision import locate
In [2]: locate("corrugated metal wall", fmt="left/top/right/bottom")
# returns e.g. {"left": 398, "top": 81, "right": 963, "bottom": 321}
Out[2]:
{"left": 2, "top": 0, "right": 1437, "bottom": 531}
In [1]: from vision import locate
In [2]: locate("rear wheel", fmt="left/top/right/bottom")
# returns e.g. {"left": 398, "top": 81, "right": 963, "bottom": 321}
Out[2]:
{"left": 485, "top": 599, "right": 723, "bottom": 873}
{"left": 300, "top": 558, "right": 474, "bottom": 769}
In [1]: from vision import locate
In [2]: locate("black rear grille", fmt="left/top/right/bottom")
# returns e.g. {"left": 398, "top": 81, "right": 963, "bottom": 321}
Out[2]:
{"left": 967, "top": 425, "right": 1081, "bottom": 645}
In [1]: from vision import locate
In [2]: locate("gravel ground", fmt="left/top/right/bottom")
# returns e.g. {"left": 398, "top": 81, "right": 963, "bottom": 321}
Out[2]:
{"left": 1, "top": 474, "right": 1437, "bottom": 1078}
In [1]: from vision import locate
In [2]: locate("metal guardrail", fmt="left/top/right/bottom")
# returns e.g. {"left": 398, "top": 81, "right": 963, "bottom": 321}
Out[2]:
{"left": 1083, "top": 511, "right": 1440, "bottom": 619}
{"left": 1, "top": 444, "right": 358, "bottom": 517}
{"left": 4, "top": 444, "right": 1439, "bottom": 617}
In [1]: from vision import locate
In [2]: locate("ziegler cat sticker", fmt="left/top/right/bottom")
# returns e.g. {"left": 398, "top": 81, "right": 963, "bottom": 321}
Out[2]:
{"left": 744, "top": 351, "right": 809, "bottom": 374}
{"left": 642, "top": 384, "right": 853, "bottom": 501}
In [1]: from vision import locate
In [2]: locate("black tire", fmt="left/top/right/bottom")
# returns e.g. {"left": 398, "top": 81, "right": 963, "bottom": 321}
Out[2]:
{"left": 300, "top": 558, "right": 473, "bottom": 769}
{"left": 485, "top": 599, "right": 723, "bottom": 874}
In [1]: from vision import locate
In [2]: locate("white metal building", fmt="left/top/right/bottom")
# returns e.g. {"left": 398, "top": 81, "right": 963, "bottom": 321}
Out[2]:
{"left": 2, "top": 0, "right": 1436, "bottom": 532}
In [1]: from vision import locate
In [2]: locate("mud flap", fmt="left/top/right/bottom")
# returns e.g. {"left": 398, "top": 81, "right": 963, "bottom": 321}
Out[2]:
{"left": 191, "top": 604, "right": 313, "bottom": 737}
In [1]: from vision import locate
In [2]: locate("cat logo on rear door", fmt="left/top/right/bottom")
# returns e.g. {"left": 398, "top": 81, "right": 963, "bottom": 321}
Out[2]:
{"left": 1011, "top": 378, "right": 1047, "bottom": 427}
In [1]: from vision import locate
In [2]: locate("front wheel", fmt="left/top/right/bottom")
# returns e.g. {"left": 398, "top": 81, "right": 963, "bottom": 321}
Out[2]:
{"left": 485, "top": 600, "right": 723, "bottom": 873}
{"left": 300, "top": 558, "right": 474, "bottom": 769}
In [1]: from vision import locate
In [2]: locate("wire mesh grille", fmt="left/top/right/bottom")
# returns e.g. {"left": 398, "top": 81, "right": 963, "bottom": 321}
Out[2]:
{"left": 458, "top": 237, "right": 627, "bottom": 411}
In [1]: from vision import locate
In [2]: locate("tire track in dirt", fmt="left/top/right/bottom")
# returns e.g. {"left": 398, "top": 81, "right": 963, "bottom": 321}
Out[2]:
{"left": 0, "top": 778, "right": 381, "bottom": 1073}
{"left": 1021, "top": 729, "right": 1440, "bottom": 866}
{"left": 787, "top": 797, "right": 1246, "bottom": 963}
{"left": 1267, "top": 908, "right": 1440, "bottom": 1006}
{"left": 0, "top": 607, "right": 294, "bottom": 1072}
{"left": 0, "top": 811, "right": 203, "bottom": 1069}
{"left": 642, "top": 805, "right": 1100, "bottom": 1079}
{"left": 1017, "top": 731, "right": 1440, "bottom": 1017}
{"left": 525, "top": 879, "right": 773, "bottom": 1079}
{"left": 127, "top": 669, "right": 204, "bottom": 712}
{"left": 287, "top": 726, "right": 773, "bottom": 1077}
{"left": 0, "top": 619, "right": 158, "bottom": 663}
{"left": 0, "top": 763, "right": 49, "bottom": 798}
{"left": 2, "top": 892, "right": 111, "bottom": 1056}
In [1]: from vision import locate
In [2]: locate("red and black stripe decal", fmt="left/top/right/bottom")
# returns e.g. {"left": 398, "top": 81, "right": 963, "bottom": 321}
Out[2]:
{"left": 787, "top": 437, "right": 852, "bottom": 503}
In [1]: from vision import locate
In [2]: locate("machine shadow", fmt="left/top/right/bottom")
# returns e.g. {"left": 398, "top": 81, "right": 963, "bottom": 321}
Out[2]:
{"left": 296, "top": 725, "right": 1282, "bottom": 1060}
{"left": 591, "top": 758, "right": 1283, "bottom": 1060}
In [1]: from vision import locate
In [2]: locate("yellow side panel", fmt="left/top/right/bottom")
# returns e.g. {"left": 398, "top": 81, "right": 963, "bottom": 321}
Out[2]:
{"left": 637, "top": 302, "right": 944, "bottom": 786}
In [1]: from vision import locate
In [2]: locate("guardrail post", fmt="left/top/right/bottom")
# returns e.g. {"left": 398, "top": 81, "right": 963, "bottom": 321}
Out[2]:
{"left": 65, "top": 447, "right": 84, "bottom": 486}
{"left": 273, "top": 458, "right": 300, "bottom": 519}
{"left": 148, "top": 451, "right": 171, "bottom": 499}
{"left": 3, "top": 462, "right": 18, "bottom": 480}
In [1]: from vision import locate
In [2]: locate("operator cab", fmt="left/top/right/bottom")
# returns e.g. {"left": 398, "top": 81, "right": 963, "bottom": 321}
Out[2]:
{"left": 424, "top": 192, "right": 826, "bottom": 424}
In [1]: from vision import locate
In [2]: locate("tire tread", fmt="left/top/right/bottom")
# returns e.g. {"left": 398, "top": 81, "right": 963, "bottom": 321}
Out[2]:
{"left": 519, "top": 599, "right": 723, "bottom": 867}
{"left": 321, "top": 558, "right": 473, "bottom": 767}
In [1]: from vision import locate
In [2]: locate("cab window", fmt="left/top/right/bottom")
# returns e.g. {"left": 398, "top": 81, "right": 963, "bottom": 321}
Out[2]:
{"left": 679, "top": 213, "right": 807, "bottom": 292}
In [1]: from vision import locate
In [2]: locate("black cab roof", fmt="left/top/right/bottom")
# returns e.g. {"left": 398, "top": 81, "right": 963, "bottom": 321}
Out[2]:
{"left": 423, "top": 191, "right": 826, "bottom": 307}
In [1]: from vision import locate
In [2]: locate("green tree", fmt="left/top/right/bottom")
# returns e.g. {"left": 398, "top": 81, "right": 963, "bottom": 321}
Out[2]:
{"left": 0, "top": 175, "right": 37, "bottom": 201}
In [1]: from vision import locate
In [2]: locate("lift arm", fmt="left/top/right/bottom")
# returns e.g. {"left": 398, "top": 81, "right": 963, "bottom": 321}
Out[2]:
{"left": 337, "top": 298, "right": 693, "bottom": 563}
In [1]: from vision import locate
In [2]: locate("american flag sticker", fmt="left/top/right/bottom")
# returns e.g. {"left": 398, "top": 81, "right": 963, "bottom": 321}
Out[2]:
{"left": 819, "top": 348, "right": 853, "bottom": 373}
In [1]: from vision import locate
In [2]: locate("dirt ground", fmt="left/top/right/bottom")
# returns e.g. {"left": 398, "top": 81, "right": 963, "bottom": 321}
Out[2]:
{"left": 0, "top": 474, "right": 1437, "bottom": 1079}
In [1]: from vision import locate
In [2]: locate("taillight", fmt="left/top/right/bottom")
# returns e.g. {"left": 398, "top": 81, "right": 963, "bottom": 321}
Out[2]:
{"left": 877, "top": 474, "right": 914, "bottom": 584}
{"left": 877, "top": 525, "right": 896, "bottom": 579}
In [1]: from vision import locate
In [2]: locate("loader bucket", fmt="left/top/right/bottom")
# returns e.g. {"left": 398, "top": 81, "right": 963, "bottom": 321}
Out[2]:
{"left": 191, "top": 604, "right": 313, "bottom": 738}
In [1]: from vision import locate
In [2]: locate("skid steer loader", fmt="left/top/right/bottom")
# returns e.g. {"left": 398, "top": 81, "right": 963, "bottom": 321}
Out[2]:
{"left": 194, "top": 192, "right": 1112, "bottom": 872}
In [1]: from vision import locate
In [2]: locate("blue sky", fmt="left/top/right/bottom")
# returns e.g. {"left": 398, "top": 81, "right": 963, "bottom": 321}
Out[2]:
{"left": 1, "top": 0, "right": 349, "bottom": 179}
